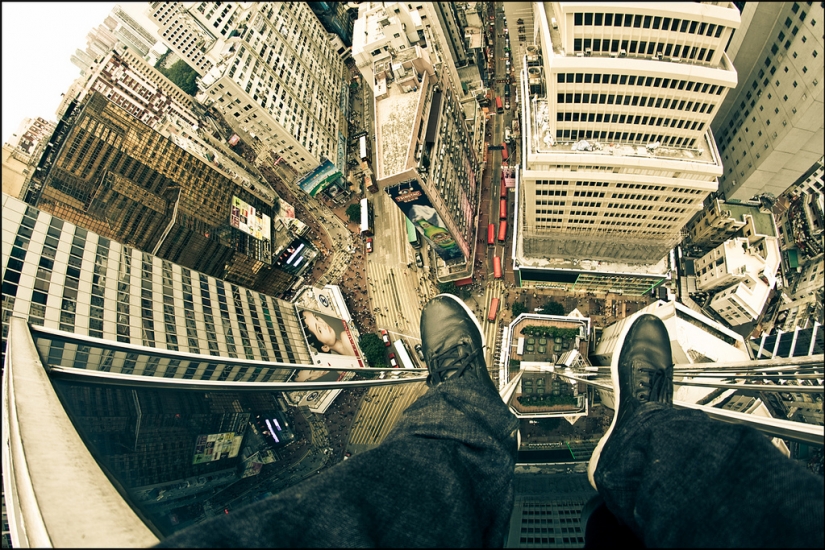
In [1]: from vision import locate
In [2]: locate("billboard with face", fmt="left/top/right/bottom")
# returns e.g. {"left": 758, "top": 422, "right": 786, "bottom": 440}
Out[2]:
{"left": 296, "top": 307, "right": 363, "bottom": 384}
{"left": 387, "top": 179, "right": 465, "bottom": 262}
{"left": 295, "top": 158, "right": 341, "bottom": 197}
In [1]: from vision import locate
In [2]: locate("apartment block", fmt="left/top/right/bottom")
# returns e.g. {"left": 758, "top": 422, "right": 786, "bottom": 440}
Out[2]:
{"left": 687, "top": 197, "right": 778, "bottom": 248}
{"left": 1, "top": 193, "right": 311, "bottom": 372}
{"left": 2, "top": 118, "right": 56, "bottom": 198}
{"left": 151, "top": 2, "right": 349, "bottom": 180}
{"left": 713, "top": 2, "right": 824, "bottom": 202}
{"left": 61, "top": 43, "right": 199, "bottom": 131}
{"left": 513, "top": 2, "right": 740, "bottom": 295}
{"left": 353, "top": 2, "right": 482, "bottom": 280}
{"left": 21, "top": 91, "right": 296, "bottom": 295}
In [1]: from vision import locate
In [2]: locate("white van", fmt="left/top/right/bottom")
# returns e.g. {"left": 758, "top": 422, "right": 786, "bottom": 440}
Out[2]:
{"left": 551, "top": 17, "right": 558, "bottom": 29}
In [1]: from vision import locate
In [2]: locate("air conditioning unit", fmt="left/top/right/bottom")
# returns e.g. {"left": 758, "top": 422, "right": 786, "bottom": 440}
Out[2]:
{"left": 619, "top": 49, "right": 627, "bottom": 57}
{"left": 655, "top": 52, "right": 663, "bottom": 60}
{"left": 576, "top": 52, "right": 584, "bottom": 57}
{"left": 671, "top": 57, "right": 680, "bottom": 63}
{"left": 609, "top": 52, "right": 618, "bottom": 58}
{"left": 585, "top": 48, "right": 592, "bottom": 56}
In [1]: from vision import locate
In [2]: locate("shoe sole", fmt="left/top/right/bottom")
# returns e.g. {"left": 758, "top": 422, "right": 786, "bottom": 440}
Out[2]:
{"left": 432, "top": 293, "right": 486, "bottom": 350}
{"left": 586, "top": 311, "right": 641, "bottom": 491}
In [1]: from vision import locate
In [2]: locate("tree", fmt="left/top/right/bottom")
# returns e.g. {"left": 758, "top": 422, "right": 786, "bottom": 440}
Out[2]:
{"left": 539, "top": 300, "right": 565, "bottom": 316}
{"left": 359, "top": 333, "right": 387, "bottom": 368}
{"left": 438, "top": 282, "right": 458, "bottom": 296}
{"left": 346, "top": 203, "right": 361, "bottom": 222}
{"left": 511, "top": 301, "right": 528, "bottom": 317}
{"left": 157, "top": 58, "right": 199, "bottom": 96}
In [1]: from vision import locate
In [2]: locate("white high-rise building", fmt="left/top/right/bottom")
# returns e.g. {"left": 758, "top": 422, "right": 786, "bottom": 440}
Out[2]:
{"left": 150, "top": 2, "right": 349, "bottom": 180}
{"left": 713, "top": 2, "right": 824, "bottom": 202}
{"left": 513, "top": 2, "right": 740, "bottom": 295}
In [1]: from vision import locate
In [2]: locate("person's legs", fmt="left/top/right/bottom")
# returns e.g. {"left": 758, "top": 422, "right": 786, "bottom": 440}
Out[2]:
{"left": 588, "top": 314, "right": 824, "bottom": 548}
{"left": 157, "top": 294, "right": 519, "bottom": 547}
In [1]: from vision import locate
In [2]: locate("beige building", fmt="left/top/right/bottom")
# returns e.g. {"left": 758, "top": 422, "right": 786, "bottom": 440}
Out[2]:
{"left": 513, "top": 2, "right": 740, "bottom": 295}
{"left": 687, "top": 197, "right": 778, "bottom": 248}
{"left": 1, "top": 118, "right": 56, "bottom": 198}
{"left": 151, "top": 2, "right": 349, "bottom": 178}
{"left": 713, "top": 2, "right": 824, "bottom": 202}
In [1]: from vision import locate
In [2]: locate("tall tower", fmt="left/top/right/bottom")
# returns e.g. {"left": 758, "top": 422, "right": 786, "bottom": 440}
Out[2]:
{"left": 150, "top": 2, "right": 349, "bottom": 181}
{"left": 21, "top": 91, "right": 295, "bottom": 295}
{"left": 713, "top": 2, "right": 824, "bottom": 202}
{"left": 514, "top": 2, "right": 740, "bottom": 295}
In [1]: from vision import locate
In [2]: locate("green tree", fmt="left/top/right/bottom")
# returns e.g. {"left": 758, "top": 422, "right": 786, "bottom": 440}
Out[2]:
{"left": 157, "top": 59, "right": 199, "bottom": 96}
{"left": 359, "top": 333, "right": 387, "bottom": 368}
{"left": 511, "top": 301, "right": 528, "bottom": 317}
{"left": 346, "top": 203, "right": 361, "bottom": 222}
{"left": 438, "top": 282, "right": 458, "bottom": 296}
{"left": 539, "top": 300, "right": 565, "bottom": 316}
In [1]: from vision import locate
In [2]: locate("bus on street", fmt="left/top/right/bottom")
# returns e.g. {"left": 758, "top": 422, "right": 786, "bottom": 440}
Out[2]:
{"left": 493, "top": 256, "right": 502, "bottom": 279}
{"left": 488, "top": 298, "right": 500, "bottom": 322}
{"left": 498, "top": 221, "right": 507, "bottom": 242}
{"left": 495, "top": 96, "right": 503, "bottom": 113}
{"left": 360, "top": 198, "right": 374, "bottom": 236}
{"left": 501, "top": 142, "right": 509, "bottom": 163}
{"left": 393, "top": 339, "right": 416, "bottom": 369}
{"left": 487, "top": 223, "right": 495, "bottom": 245}
{"left": 405, "top": 218, "right": 421, "bottom": 249}
{"left": 499, "top": 198, "right": 508, "bottom": 220}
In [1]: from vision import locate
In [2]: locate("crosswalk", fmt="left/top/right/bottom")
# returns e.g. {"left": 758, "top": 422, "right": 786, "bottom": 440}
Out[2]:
{"left": 347, "top": 381, "right": 428, "bottom": 450}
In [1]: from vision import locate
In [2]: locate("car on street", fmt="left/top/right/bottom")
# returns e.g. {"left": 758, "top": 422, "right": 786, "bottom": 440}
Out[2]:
{"left": 366, "top": 237, "right": 373, "bottom": 253}
{"left": 388, "top": 352, "right": 396, "bottom": 360}
{"left": 414, "top": 343, "right": 425, "bottom": 361}
{"left": 380, "top": 329, "right": 391, "bottom": 346}
{"left": 414, "top": 251, "right": 424, "bottom": 268}
{"left": 390, "top": 357, "right": 399, "bottom": 368}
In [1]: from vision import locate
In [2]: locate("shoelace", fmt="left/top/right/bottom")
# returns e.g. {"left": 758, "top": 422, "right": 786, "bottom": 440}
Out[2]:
{"left": 638, "top": 365, "right": 673, "bottom": 403}
{"left": 429, "top": 342, "right": 483, "bottom": 383}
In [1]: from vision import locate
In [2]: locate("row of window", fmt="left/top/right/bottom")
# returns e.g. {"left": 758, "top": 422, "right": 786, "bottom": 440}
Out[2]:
{"left": 556, "top": 129, "right": 698, "bottom": 149}
{"left": 557, "top": 72, "right": 726, "bottom": 97}
{"left": 557, "top": 92, "right": 716, "bottom": 118}
{"left": 573, "top": 38, "right": 717, "bottom": 63}
{"left": 573, "top": 12, "right": 726, "bottom": 39}
{"left": 556, "top": 111, "right": 708, "bottom": 135}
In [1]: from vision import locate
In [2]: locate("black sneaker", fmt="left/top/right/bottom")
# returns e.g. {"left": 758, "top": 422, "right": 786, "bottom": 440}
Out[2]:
{"left": 587, "top": 313, "right": 673, "bottom": 490}
{"left": 420, "top": 294, "right": 493, "bottom": 389}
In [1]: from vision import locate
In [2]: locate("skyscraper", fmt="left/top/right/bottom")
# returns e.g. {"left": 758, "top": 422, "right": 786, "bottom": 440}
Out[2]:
{"left": 713, "top": 2, "right": 824, "bottom": 201}
{"left": 150, "top": 2, "right": 350, "bottom": 180}
{"left": 352, "top": 2, "right": 482, "bottom": 281}
{"left": 22, "top": 91, "right": 295, "bottom": 295}
{"left": 513, "top": 2, "right": 740, "bottom": 295}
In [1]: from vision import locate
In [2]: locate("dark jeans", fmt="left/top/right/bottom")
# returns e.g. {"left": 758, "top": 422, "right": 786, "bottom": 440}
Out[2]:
{"left": 157, "top": 380, "right": 823, "bottom": 548}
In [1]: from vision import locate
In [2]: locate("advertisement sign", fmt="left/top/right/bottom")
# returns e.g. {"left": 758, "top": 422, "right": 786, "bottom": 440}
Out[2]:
{"left": 230, "top": 195, "right": 271, "bottom": 241}
{"left": 387, "top": 179, "right": 464, "bottom": 262}
{"left": 228, "top": 134, "right": 240, "bottom": 146}
{"left": 296, "top": 307, "right": 363, "bottom": 378}
{"left": 192, "top": 432, "right": 243, "bottom": 464}
{"left": 296, "top": 158, "right": 341, "bottom": 197}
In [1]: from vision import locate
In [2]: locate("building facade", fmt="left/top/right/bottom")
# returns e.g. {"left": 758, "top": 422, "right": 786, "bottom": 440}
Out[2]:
{"left": 513, "top": 2, "right": 740, "bottom": 295}
{"left": 2, "top": 193, "right": 311, "bottom": 372}
{"left": 2, "top": 118, "right": 56, "bottom": 198}
{"left": 22, "top": 91, "right": 296, "bottom": 295}
{"left": 713, "top": 1, "right": 824, "bottom": 202}
{"left": 151, "top": 2, "right": 349, "bottom": 180}
{"left": 353, "top": 1, "right": 482, "bottom": 281}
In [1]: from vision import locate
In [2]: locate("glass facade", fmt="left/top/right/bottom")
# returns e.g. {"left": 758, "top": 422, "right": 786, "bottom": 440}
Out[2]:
{"left": 23, "top": 92, "right": 293, "bottom": 295}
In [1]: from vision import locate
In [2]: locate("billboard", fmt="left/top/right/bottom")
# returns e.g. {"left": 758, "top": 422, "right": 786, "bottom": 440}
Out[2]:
{"left": 387, "top": 179, "right": 464, "bottom": 262}
{"left": 296, "top": 158, "right": 341, "bottom": 197}
{"left": 192, "top": 432, "right": 243, "bottom": 464}
{"left": 296, "top": 307, "right": 364, "bottom": 381}
{"left": 230, "top": 195, "right": 271, "bottom": 241}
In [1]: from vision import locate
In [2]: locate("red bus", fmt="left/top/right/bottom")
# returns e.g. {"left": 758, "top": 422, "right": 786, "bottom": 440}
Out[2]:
{"left": 501, "top": 142, "right": 509, "bottom": 163}
{"left": 499, "top": 198, "right": 507, "bottom": 220}
{"left": 487, "top": 297, "right": 500, "bottom": 322}
{"left": 495, "top": 96, "right": 503, "bottom": 113}
{"left": 487, "top": 223, "right": 495, "bottom": 245}
{"left": 497, "top": 221, "right": 507, "bottom": 242}
{"left": 500, "top": 173, "right": 508, "bottom": 197}
{"left": 493, "top": 256, "right": 502, "bottom": 279}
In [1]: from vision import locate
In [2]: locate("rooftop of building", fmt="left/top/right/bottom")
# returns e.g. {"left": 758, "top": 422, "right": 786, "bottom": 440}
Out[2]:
{"left": 514, "top": 251, "right": 671, "bottom": 278}
{"left": 374, "top": 75, "right": 425, "bottom": 179}
{"left": 724, "top": 202, "right": 777, "bottom": 237}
